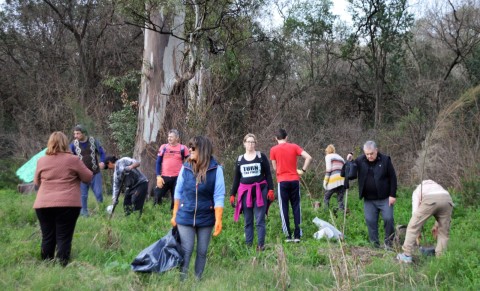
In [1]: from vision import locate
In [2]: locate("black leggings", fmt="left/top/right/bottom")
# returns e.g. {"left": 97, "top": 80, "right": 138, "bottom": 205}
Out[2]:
{"left": 35, "top": 207, "right": 81, "bottom": 266}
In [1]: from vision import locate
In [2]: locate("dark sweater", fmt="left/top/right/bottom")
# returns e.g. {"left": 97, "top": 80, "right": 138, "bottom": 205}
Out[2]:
{"left": 230, "top": 152, "right": 274, "bottom": 196}
{"left": 352, "top": 152, "right": 397, "bottom": 200}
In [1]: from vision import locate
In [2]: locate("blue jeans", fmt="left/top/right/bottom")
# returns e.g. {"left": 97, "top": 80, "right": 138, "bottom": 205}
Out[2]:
{"left": 80, "top": 172, "right": 103, "bottom": 215}
{"left": 177, "top": 224, "right": 213, "bottom": 279}
{"left": 242, "top": 185, "right": 267, "bottom": 247}
{"left": 363, "top": 198, "right": 395, "bottom": 247}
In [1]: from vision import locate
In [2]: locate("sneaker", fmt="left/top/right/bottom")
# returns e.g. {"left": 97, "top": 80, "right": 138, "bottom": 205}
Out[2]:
{"left": 293, "top": 238, "right": 301, "bottom": 243}
{"left": 256, "top": 245, "right": 265, "bottom": 252}
{"left": 396, "top": 253, "right": 413, "bottom": 263}
{"left": 285, "top": 238, "right": 294, "bottom": 243}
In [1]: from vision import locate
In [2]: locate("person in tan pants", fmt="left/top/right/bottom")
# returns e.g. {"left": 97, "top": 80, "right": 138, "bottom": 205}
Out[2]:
{"left": 397, "top": 180, "right": 454, "bottom": 263}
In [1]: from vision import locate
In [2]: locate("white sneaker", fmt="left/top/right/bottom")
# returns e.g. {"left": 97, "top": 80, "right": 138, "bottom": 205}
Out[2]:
{"left": 285, "top": 238, "right": 294, "bottom": 243}
{"left": 293, "top": 238, "right": 301, "bottom": 243}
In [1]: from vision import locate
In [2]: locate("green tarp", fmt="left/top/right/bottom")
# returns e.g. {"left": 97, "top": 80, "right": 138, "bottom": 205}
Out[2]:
{"left": 16, "top": 148, "right": 47, "bottom": 183}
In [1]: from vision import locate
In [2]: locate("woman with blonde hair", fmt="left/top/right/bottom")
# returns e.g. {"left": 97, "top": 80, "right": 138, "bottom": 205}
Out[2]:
{"left": 33, "top": 131, "right": 92, "bottom": 266}
{"left": 230, "top": 133, "right": 274, "bottom": 251}
{"left": 323, "top": 144, "right": 346, "bottom": 211}
{"left": 170, "top": 136, "right": 225, "bottom": 280}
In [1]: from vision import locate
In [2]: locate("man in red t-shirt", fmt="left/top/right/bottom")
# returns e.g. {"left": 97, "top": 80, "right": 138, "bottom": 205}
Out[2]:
{"left": 270, "top": 129, "right": 312, "bottom": 242}
{"left": 154, "top": 129, "right": 189, "bottom": 209}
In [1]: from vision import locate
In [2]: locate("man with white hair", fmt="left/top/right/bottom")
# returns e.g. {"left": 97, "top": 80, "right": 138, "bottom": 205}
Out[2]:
{"left": 347, "top": 140, "right": 397, "bottom": 249}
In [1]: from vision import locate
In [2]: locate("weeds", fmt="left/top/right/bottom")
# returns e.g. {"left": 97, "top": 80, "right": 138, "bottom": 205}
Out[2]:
{"left": 1, "top": 187, "right": 479, "bottom": 290}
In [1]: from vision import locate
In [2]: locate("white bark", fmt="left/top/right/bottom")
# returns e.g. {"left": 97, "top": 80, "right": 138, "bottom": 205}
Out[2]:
{"left": 133, "top": 6, "right": 184, "bottom": 174}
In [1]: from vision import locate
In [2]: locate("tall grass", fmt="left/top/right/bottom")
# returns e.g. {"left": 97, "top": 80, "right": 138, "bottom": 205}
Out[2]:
{"left": 0, "top": 184, "right": 479, "bottom": 290}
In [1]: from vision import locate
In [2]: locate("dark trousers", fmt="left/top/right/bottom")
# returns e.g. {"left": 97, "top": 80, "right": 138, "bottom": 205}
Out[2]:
{"left": 242, "top": 185, "right": 268, "bottom": 247}
{"left": 363, "top": 198, "right": 395, "bottom": 247}
{"left": 35, "top": 207, "right": 81, "bottom": 266}
{"left": 124, "top": 181, "right": 148, "bottom": 216}
{"left": 154, "top": 176, "right": 178, "bottom": 210}
{"left": 278, "top": 181, "right": 302, "bottom": 239}
{"left": 324, "top": 185, "right": 345, "bottom": 209}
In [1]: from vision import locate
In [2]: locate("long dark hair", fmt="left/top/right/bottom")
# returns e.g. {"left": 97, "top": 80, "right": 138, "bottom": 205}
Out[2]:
{"left": 188, "top": 136, "right": 213, "bottom": 183}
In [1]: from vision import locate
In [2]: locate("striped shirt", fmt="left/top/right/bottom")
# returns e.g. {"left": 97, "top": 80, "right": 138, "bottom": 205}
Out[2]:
{"left": 323, "top": 153, "right": 345, "bottom": 190}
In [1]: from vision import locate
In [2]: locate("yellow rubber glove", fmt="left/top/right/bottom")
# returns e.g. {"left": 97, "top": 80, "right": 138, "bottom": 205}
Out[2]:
{"left": 171, "top": 200, "right": 179, "bottom": 227}
{"left": 213, "top": 207, "right": 223, "bottom": 236}
{"left": 156, "top": 176, "right": 165, "bottom": 188}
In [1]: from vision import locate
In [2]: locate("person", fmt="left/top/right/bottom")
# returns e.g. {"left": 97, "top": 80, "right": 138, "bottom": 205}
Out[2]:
{"left": 323, "top": 144, "right": 346, "bottom": 211}
{"left": 155, "top": 129, "right": 190, "bottom": 209}
{"left": 270, "top": 129, "right": 312, "bottom": 243}
{"left": 70, "top": 124, "right": 106, "bottom": 216}
{"left": 104, "top": 156, "right": 149, "bottom": 216}
{"left": 33, "top": 131, "right": 93, "bottom": 266}
{"left": 230, "top": 133, "right": 275, "bottom": 251}
{"left": 170, "top": 136, "right": 225, "bottom": 280}
{"left": 397, "top": 180, "right": 454, "bottom": 263}
{"left": 346, "top": 140, "right": 397, "bottom": 249}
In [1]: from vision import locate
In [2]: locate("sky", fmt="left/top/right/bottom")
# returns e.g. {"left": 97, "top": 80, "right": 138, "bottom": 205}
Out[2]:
{"left": 331, "top": 0, "right": 352, "bottom": 23}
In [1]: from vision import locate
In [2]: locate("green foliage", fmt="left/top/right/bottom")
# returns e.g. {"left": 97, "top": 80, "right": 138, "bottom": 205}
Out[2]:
{"left": 102, "top": 71, "right": 141, "bottom": 95}
{"left": 0, "top": 158, "right": 22, "bottom": 189}
{"left": 465, "top": 45, "right": 480, "bottom": 86}
{"left": 104, "top": 70, "right": 141, "bottom": 157}
{"left": 108, "top": 107, "right": 137, "bottom": 157}
{"left": 460, "top": 174, "right": 480, "bottom": 207}
{"left": 283, "top": 0, "right": 335, "bottom": 42}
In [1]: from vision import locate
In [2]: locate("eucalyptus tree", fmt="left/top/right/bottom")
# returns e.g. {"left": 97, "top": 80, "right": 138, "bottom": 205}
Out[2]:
{"left": 344, "top": 0, "right": 413, "bottom": 130}
{"left": 118, "top": 0, "right": 266, "bottom": 178}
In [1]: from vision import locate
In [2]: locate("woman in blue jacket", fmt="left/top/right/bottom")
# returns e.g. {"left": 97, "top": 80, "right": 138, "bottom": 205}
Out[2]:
{"left": 170, "top": 136, "right": 225, "bottom": 280}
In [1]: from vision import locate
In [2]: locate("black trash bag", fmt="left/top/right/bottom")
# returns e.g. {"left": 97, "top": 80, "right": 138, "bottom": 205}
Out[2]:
{"left": 131, "top": 227, "right": 183, "bottom": 273}
{"left": 341, "top": 161, "right": 358, "bottom": 189}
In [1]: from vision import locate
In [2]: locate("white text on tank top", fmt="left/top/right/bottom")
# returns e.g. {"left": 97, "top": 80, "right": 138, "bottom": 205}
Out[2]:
{"left": 241, "top": 163, "right": 262, "bottom": 178}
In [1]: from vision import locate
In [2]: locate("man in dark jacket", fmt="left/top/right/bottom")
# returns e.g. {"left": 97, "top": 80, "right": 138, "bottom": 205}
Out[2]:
{"left": 347, "top": 140, "right": 397, "bottom": 248}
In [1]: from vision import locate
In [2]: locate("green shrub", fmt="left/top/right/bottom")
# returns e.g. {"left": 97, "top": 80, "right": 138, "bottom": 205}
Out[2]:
{"left": 0, "top": 158, "right": 22, "bottom": 189}
{"left": 460, "top": 176, "right": 480, "bottom": 207}
{"left": 108, "top": 106, "right": 137, "bottom": 157}
{"left": 103, "top": 70, "right": 140, "bottom": 157}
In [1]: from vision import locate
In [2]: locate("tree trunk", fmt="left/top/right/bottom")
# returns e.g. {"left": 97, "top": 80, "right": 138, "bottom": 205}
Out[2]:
{"left": 133, "top": 7, "right": 185, "bottom": 191}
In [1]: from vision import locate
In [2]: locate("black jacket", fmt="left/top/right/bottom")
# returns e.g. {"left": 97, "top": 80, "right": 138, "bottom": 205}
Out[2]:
{"left": 350, "top": 152, "right": 397, "bottom": 200}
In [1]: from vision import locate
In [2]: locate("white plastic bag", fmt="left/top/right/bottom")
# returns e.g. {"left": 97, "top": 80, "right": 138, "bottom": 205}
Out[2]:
{"left": 312, "top": 217, "right": 343, "bottom": 240}
{"left": 106, "top": 204, "right": 114, "bottom": 214}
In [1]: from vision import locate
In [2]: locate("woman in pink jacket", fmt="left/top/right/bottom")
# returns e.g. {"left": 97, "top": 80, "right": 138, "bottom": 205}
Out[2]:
{"left": 34, "top": 131, "right": 93, "bottom": 266}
